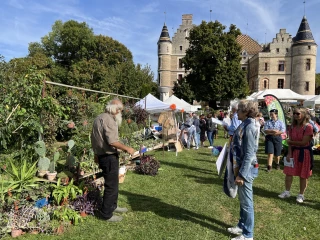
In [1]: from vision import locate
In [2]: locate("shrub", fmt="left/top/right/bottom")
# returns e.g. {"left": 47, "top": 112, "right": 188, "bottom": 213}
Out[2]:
{"left": 135, "top": 155, "right": 160, "bottom": 176}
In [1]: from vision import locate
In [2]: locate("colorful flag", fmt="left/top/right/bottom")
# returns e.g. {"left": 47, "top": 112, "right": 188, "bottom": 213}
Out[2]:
{"left": 263, "top": 94, "right": 287, "bottom": 139}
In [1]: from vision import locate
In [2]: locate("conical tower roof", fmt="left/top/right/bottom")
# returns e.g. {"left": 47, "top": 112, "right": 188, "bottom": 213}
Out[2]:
{"left": 292, "top": 16, "right": 317, "bottom": 46}
{"left": 158, "top": 24, "right": 171, "bottom": 44}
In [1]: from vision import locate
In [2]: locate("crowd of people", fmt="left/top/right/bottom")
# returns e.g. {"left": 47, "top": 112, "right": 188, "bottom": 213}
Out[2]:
{"left": 90, "top": 97, "right": 318, "bottom": 240}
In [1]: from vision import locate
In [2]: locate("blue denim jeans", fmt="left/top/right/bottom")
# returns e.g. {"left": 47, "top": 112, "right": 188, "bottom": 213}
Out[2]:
{"left": 237, "top": 177, "right": 254, "bottom": 238}
{"left": 187, "top": 127, "right": 198, "bottom": 149}
{"left": 207, "top": 131, "right": 213, "bottom": 146}
{"left": 196, "top": 132, "right": 200, "bottom": 147}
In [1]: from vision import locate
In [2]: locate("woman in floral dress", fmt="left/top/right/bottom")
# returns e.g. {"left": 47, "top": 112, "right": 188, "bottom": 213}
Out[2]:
{"left": 278, "top": 107, "right": 313, "bottom": 203}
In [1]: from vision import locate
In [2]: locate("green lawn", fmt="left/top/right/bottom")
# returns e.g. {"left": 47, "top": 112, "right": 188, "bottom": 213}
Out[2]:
{"left": 14, "top": 132, "right": 320, "bottom": 240}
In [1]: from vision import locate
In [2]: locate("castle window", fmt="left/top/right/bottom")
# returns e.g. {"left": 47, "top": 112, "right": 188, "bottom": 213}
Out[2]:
{"left": 278, "top": 79, "right": 284, "bottom": 89}
{"left": 158, "top": 57, "right": 162, "bottom": 69}
{"left": 242, "top": 67, "right": 247, "bottom": 71}
{"left": 282, "top": 38, "right": 284, "bottom": 41}
{"left": 180, "top": 46, "right": 183, "bottom": 51}
{"left": 305, "top": 82, "right": 310, "bottom": 91}
{"left": 158, "top": 45, "right": 160, "bottom": 51}
{"left": 178, "top": 58, "right": 183, "bottom": 68}
{"left": 306, "top": 59, "right": 311, "bottom": 70}
{"left": 276, "top": 48, "right": 280, "bottom": 53}
{"left": 278, "top": 61, "right": 285, "bottom": 71}
{"left": 158, "top": 73, "right": 161, "bottom": 85}
{"left": 264, "top": 80, "right": 268, "bottom": 89}
{"left": 243, "top": 57, "right": 246, "bottom": 60}
{"left": 178, "top": 74, "right": 183, "bottom": 81}
{"left": 167, "top": 46, "right": 169, "bottom": 53}
{"left": 264, "top": 63, "right": 268, "bottom": 71}
{"left": 286, "top": 48, "right": 289, "bottom": 53}
{"left": 308, "top": 45, "right": 311, "bottom": 50}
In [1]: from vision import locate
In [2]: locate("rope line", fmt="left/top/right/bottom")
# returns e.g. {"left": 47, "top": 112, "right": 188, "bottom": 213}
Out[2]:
{"left": 45, "top": 80, "right": 140, "bottom": 100}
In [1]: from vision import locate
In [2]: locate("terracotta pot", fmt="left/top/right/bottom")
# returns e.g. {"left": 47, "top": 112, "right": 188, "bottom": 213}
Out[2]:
{"left": 30, "top": 230, "right": 39, "bottom": 234}
{"left": 67, "top": 122, "right": 75, "bottom": 129}
{"left": 80, "top": 211, "right": 87, "bottom": 217}
{"left": 37, "top": 170, "right": 48, "bottom": 177}
{"left": 127, "top": 119, "right": 132, "bottom": 124}
{"left": 56, "top": 225, "right": 64, "bottom": 235}
{"left": 11, "top": 229, "right": 22, "bottom": 238}
{"left": 61, "top": 177, "right": 69, "bottom": 185}
{"left": 47, "top": 171, "right": 57, "bottom": 181}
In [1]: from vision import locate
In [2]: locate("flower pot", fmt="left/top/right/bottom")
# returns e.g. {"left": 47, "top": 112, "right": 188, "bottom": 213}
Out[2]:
{"left": 37, "top": 170, "right": 48, "bottom": 177}
{"left": 11, "top": 229, "right": 22, "bottom": 238}
{"left": 119, "top": 166, "right": 126, "bottom": 175}
{"left": 67, "top": 122, "right": 75, "bottom": 129}
{"left": 80, "top": 211, "right": 87, "bottom": 217}
{"left": 47, "top": 171, "right": 57, "bottom": 181}
{"left": 61, "top": 177, "right": 69, "bottom": 185}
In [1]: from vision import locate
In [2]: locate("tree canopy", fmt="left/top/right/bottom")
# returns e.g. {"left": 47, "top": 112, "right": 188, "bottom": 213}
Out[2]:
{"left": 176, "top": 20, "right": 249, "bottom": 105}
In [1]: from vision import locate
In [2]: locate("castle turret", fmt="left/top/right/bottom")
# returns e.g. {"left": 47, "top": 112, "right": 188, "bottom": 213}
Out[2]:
{"left": 291, "top": 16, "right": 317, "bottom": 95}
{"left": 157, "top": 24, "right": 172, "bottom": 101}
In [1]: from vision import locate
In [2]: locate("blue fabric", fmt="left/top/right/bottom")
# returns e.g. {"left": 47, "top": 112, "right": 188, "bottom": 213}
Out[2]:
{"left": 291, "top": 145, "right": 314, "bottom": 170}
{"left": 227, "top": 112, "right": 242, "bottom": 136}
{"left": 232, "top": 118, "right": 259, "bottom": 181}
{"left": 207, "top": 131, "right": 213, "bottom": 146}
{"left": 187, "top": 126, "right": 198, "bottom": 149}
{"left": 264, "top": 119, "right": 285, "bottom": 132}
{"left": 237, "top": 177, "right": 254, "bottom": 238}
{"left": 232, "top": 117, "right": 259, "bottom": 239}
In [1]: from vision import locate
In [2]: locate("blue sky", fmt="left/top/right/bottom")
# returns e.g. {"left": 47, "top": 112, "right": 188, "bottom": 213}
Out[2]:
{"left": 0, "top": 0, "right": 319, "bottom": 77}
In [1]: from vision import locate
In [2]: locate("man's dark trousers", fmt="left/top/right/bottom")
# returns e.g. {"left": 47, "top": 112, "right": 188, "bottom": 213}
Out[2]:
{"left": 98, "top": 154, "right": 119, "bottom": 219}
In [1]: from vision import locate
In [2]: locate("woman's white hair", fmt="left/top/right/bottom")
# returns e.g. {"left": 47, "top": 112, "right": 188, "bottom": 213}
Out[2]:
{"left": 105, "top": 98, "right": 123, "bottom": 114}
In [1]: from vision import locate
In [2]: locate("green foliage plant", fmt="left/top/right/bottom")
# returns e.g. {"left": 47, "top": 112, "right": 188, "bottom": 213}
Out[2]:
{"left": 3, "top": 158, "right": 40, "bottom": 193}
{"left": 51, "top": 178, "right": 82, "bottom": 206}
{"left": 53, "top": 205, "right": 83, "bottom": 225}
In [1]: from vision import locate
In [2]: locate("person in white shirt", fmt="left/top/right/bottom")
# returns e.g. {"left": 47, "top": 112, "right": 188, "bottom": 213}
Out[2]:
{"left": 223, "top": 112, "right": 231, "bottom": 139}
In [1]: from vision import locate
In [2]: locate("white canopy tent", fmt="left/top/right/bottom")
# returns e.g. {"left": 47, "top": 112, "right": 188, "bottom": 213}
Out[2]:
{"left": 303, "top": 95, "right": 320, "bottom": 108}
{"left": 135, "top": 93, "right": 182, "bottom": 114}
{"left": 180, "top": 99, "right": 201, "bottom": 112}
{"left": 251, "top": 89, "right": 306, "bottom": 101}
{"left": 164, "top": 95, "right": 192, "bottom": 112}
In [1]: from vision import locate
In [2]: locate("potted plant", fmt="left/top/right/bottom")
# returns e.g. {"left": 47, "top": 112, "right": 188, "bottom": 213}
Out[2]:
{"left": 34, "top": 141, "right": 50, "bottom": 177}
{"left": 51, "top": 178, "right": 82, "bottom": 206}
{"left": 46, "top": 151, "right": 60, "bottom": 181}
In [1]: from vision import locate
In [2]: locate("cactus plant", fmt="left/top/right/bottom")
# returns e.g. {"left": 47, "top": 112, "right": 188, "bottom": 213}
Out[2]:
{"left": 35, "top": 141, "right": 50, "bottom": 171}
{"left": 48, "top": 151, "right": 60, "bottom": 173}
{"left": 66, "top": 140, "right": 77, "bottom": 169}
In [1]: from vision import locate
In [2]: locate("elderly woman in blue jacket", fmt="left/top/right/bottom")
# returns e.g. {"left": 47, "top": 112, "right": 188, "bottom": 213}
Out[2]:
{"left": 227, "top": 100, "right": 259, "bottom": 240}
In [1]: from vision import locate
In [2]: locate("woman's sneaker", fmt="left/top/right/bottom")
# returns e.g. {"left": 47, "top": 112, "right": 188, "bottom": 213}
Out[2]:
{"left": 296, "top": 194, "right": 305, "bottom": 203}
{"left": 231, "top": 235, "right": 253, "bottom": 240}
{"left": 278, "top": 191, "right": 290, "bottom": 199}
{"left": 227, "top": 225, "right": 243, "bottom": 235}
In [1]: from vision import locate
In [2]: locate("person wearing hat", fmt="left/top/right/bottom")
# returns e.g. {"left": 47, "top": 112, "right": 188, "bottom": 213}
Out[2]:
{"left": 264, "top": 109, "right": 285, "bottom": 172}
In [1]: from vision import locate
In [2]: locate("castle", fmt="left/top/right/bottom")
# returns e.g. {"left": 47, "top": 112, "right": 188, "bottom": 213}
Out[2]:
{"left": 157, "top": 14, "right": 317, "bottom": 101}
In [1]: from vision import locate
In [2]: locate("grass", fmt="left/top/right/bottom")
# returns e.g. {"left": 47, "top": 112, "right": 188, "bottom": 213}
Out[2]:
{"left": 11, "top": 130, "right": 320, "bottom": 240}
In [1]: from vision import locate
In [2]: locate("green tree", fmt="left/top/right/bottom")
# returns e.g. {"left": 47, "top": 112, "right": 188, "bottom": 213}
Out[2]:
{"left": 40, "top": 20, "right": 95, "bottom": 66}
{"left": 173, "top": 79, "right": 195, "bottom": 103}
{"left": 182, "top": 21, "right": 248, "bottom": 106}
{"left": 315, "top": 73, "right": 320, "bottom": 88}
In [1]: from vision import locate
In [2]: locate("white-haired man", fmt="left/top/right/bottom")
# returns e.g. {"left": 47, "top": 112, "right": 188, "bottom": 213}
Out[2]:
{"left": 91, "top": 98, "right": 136, "bottom": 222}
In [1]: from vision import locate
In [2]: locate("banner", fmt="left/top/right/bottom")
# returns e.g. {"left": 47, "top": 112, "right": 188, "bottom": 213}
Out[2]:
{"left": 263, "top": 94, "right": 287, "bottom": 139}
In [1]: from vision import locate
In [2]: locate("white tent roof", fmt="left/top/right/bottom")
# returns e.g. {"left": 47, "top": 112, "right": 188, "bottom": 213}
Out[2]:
{"left": 303, "top": 95, "right": 320, "bottom": 107}
{"left": 135, "top": 93, "right": 181, "bottom": 113}
{"left": 164, "top": 95, "right": 192, "bottom": 112}
{"left": 252, "top": 89, "right": 306, "bottom": 101}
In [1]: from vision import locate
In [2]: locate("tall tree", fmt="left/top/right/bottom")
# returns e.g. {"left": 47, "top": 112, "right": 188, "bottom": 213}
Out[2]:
{"left": 182, "top": 20, "right": 249, "bottom": 106}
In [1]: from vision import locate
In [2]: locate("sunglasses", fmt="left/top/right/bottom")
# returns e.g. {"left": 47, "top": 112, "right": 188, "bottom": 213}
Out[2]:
{"left": 293, "top": 112, "right": 301, "bottom": 116}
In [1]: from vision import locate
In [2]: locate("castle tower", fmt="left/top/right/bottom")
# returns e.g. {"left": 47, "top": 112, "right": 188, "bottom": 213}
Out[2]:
{"left": 157, "top": 24, "right": 172, "bottom": 101}
{"left": 291, "top": 16, "right": 317, "bottom": 95}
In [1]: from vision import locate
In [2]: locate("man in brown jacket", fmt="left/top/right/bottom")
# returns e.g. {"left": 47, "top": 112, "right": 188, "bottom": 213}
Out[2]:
{"left": 91, "top": 98, "right": 136, "bottom": 222}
